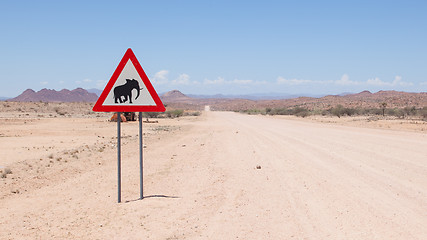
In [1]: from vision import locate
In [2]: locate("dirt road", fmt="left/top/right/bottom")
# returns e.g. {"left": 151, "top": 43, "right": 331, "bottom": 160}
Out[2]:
{"left": 1, "top": 111, "right": 426, "bottom": 239}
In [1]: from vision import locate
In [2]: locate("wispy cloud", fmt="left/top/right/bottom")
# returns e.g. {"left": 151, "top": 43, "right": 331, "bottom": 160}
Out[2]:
{"left": 276, "top": 76, "right": 329, "bottom": 85}
{"left": 231, "top": 79, "right": 254, "bottom": 85}
{"left": 276, "top": 74, "right": 413, "bottom": 88}
{"left": 366, "top": 75, "right": 412, "bottom": 86}
{"left": 75, "top": 78, "right": 93, "bottom": 85}
{"left": 40, "top": 81, "right": 48, "bottom": 85}
{"left": 152, "top": 70, "right": 169, "bottom": 85}
{"left": 334, "top": 74, "right": 360, "bottom": 85}
{"left": 204, "top": 77, "right": 263, "bottom": 85}
{"left": 96, "top": 80, "right": 107, "bottom": 88}
{"left": 152, "top": 70, "right": 195, "bottom": 86}
{"left": 171, "top": 73, "right": 191, "bottom": 85}
{"left": 204, "top": 77, "right": 225, "bottom": 85}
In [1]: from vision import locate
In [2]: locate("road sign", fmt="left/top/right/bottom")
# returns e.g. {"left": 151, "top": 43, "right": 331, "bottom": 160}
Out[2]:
{"left": 93, "top": 48, "right": 165, "bottom": 112}
{"left": 92, "top": 48, "right": 166, "bottom": 203}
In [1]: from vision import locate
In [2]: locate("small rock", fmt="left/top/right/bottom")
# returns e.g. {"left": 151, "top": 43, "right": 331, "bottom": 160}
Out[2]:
{"left": 256, "top": 165, "right": 261, "bottom": 169}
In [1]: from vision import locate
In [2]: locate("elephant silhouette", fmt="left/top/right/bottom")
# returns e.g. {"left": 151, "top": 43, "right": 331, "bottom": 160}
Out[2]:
{"left": 113, "top": 79, "right": 142, "bottom": 104}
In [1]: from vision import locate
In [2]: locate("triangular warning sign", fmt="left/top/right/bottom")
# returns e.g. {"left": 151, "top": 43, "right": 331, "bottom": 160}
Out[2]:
{"left": 93, "top": 48, "right": 165, "bottom": 112}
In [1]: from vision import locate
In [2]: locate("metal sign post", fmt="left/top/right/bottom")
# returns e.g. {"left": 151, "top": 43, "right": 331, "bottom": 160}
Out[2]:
{"left": 139, "top": 112, "right": 143, "bottom": 199}
{"left": 117, "top": 112, "right": 121, "bottom": 203}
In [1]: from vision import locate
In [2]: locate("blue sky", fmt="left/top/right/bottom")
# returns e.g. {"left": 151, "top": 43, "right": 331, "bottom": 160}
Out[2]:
{"left": 1, "top": 0, "right": 426, "bottom": 97}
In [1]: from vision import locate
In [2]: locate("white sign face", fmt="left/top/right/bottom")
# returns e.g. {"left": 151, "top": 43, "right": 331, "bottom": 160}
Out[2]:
{"left": 102, "top": 60, "right": 156, "bottom": 106}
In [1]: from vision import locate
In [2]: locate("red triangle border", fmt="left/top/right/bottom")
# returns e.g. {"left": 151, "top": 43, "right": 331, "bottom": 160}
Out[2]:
{"left": 92, "top": 48, "right": 165, "bottom": 112}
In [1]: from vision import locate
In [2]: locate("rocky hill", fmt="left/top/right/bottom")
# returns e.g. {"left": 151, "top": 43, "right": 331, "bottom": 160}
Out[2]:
{"left": 9, "top": 88, "right": 99, "bottom": 102}
{"left": 160, "top": 90, "right": 427, "bottom": 111}
{"left": 213, "top": 91, "right": 427, "bottom": 111}
{"left": 161, "top": 90, "right": 193, "bottom": 102}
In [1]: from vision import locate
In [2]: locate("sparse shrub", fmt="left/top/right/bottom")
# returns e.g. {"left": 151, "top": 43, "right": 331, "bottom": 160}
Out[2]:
{"left": 321, "top": 109, "right": 330, "bottom": 116}
{"left": 54, "top": 107, "right": 67, "bottom": 116}
{"left": 293, "top": 107, "right": 310, "bottom": 118}
{"left": 241, "top": 109, "right": 265, "bottom": 115}
{"left": 343, "top": 107, "right": 357, "bottom": 116}
{"left": 166, "top": 109, "right": 184, "bottom": 118}
{"left": 1, "top": 167, "right": 12, "bottom": 178}
{"left": 185, "top": 111, "right": 201, "bottom": 116}
{"left": 386, "top": 108, "right": 404, "bottom": 118}
{"left": 403, "top": 106, "right": 416, "bottom": 118}
{"left": 419, "top": 106, "right": 427, "bottom": 120}
{"left": 142, "top": 112, "right": 160, "bottom": 118}
{"left": 268, "top": 107, "right": 292, "bottom": 115}
{"left": 331, "top": 105, "right": 344, "bottom": 118}
{"left": 360, "top": 108, "right": 382, "bottom": 116}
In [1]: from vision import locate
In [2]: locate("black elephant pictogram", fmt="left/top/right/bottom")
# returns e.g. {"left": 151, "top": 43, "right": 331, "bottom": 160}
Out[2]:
{"left": 113, "top": 79, "right": 143, "bottom": 104}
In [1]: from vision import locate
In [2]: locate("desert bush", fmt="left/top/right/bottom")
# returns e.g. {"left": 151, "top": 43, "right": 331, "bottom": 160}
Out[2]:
{"left": 293, "top": 107, "right": 310, "bottom": 118}
{"left": 331, "top": 105, "right": 344, "bottom": 118}
{"left": 329, "top": 105, "right": 359, "bottom": 117}
{"left": 386, "top": 108, "right": 405, "bottom": 118}
{"left": 1, "top": 167, "right": 12, "bottom": 178}
{"left": 142, "top": 112, "right": 160, "bottom": 118}
{"left": 185, "top": 111, "right": 201, "bottom": 116}
{"left": 359, "top": 108, "right": 382, "bottom": 116}
{"left": 262, "top": 107, "right": 310, "bottom": 117}
{"left": 403, "top": 106, "right": 417, "bottom": 117}
{"left": 343, "top": 107, "right": 357, "bottom": 116}
{"left": 54, "top": 107, "right": 67, "bottom": 116}
{"left": 268, "top": 107, "right": 292, "bottom": 115}
{"left": 240, "top": 109, "right": 264, "bottom": 115}
{"left": 166, "top": 109, "right": 184, "bottom": 118}
{"left": 420, "top": 107, "right": 427, "bottom": 120}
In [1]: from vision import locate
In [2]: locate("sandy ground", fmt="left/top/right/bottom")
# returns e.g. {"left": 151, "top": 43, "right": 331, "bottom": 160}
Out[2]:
{"left": 1, "top": 110, "right": 426, "bottom": 239}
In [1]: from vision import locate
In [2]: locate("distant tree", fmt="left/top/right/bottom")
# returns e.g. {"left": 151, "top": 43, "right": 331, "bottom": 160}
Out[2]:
{"left": 421, "top": 107, "right": 427, "bottom": 120}
{"left": 380, "top": 102, "right": 387, "bottom": 116}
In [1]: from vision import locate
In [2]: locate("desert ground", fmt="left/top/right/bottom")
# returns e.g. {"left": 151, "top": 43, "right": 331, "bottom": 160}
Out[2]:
{"left": 1, "top": 103, "right": 427, "bottom": 239}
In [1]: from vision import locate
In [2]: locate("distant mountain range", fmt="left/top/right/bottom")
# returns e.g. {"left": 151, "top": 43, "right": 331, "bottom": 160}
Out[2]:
{"left": 186, "top": 93, "right": 326, "bottom": 100}
{"left": 8, "top": 88, "right": 99, "bottom": 102}
{"left": 4, "top": 88, "right": 427, "bottom": 111}
{"left": 86, "top": 88, "right": 103, "bottom": 97}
